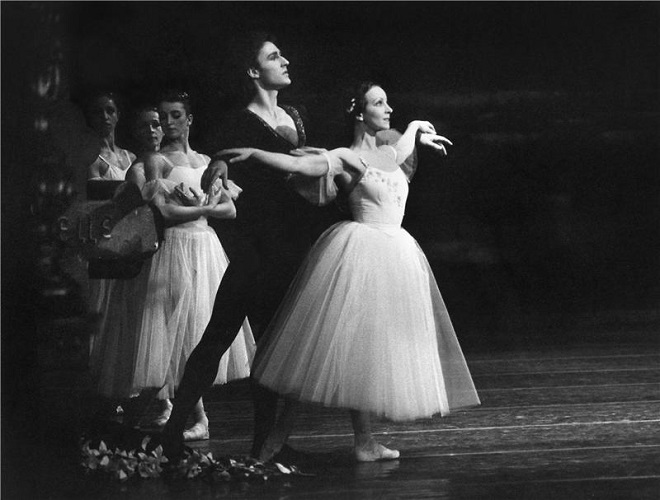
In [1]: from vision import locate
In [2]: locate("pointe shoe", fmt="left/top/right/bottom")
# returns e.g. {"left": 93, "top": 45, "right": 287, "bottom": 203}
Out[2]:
{"left": 183, "top": 417, "right": 209, "bottom": 442}
{"left": 355, "top": 441, "right": 400, "bottom": 462}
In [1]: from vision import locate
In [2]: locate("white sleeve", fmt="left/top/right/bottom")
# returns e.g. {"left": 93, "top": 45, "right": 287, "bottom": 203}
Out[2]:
{"left": 287, "top": 152, "right": 340, "bottom": 206}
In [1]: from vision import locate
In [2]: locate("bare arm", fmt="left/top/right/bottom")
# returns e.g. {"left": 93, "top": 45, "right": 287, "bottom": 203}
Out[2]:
{"left": 218, "top": 147, "right": 366, "bottom": 183}
{"left": 125, "top": 161, "right": 146, "bottom": 188}
{"left": 87, "top": 157, "right": 104, "bottom": 180}
{"left": 388, "top": 121, "right": 452, "bottom": 166}
{"left": 216, "top": 148, "right": 330, "bottom": 177}
{"left": 392, "top": 121, "right": 436, "bottom": 163}
{"left": 219, "top": 146, "right": 368, "bottom": 197}
{"left": 204, "top": 188, "right": 236, "bottom": 220}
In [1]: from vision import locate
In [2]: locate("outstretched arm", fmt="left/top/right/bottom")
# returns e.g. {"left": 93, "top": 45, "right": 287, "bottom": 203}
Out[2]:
{"left": 217, "top": 147, "right": 366, "bottom": 190}
{"left": 216, "top": 148, "right": 332, "bottom": 177}
{"left": 392, "top": 121, "right": 452, "bottom": 164}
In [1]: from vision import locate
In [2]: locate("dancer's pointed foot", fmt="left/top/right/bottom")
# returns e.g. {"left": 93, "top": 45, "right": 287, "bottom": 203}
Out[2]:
{"left": 183, "top": 415, "right": 209, "bottom": 442}
{"left": 355, "top": 440, "right": 400, "bottom": 462}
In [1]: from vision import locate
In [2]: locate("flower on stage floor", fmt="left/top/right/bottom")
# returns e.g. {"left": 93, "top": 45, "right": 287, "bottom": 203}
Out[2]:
{"left": 80, "top": 435, "right": 312, "bottom": 482}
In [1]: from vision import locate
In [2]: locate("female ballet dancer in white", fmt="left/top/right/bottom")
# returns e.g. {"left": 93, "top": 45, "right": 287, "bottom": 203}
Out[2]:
{"left": 132, "top": 91, "right": 256, "bottom": 441}
{"left": 84, "top": 91, "right": 136, "bottom": 181}
{"left": 88, "top": 105, "right": 164, "bottom": 424}
{"left": 218, "top": 81, "right": 481, "bottom": 462}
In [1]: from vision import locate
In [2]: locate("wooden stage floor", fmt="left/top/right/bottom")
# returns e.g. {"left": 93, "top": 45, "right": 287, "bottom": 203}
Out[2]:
{"left": 6, "top": 312, "right": 660, "bottom": 499}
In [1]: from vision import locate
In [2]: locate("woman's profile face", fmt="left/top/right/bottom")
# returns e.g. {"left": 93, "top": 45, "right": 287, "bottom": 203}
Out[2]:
{"left": 251, "top": 41, "right": 291, "bottom": 90}
{"left": 158, "top": 101, "right": 191, "bottom": 141}
{"left": 88, "top": 96, "right": 119, "bottom": 136}
{"left": 135, "top": 110, "right": 163, "bottom": 151}
{"left": 359, "top": 86, "right": 393, "bottom": 132}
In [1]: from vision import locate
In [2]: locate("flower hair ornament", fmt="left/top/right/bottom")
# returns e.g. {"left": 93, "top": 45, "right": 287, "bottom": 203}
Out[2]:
{"left": 346, "top": 97, "right": 356, "bottom": 115}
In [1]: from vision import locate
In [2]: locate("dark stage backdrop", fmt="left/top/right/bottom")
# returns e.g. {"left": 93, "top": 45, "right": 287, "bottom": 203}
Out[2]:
{"left": 2, "top": 1, "right": 659, "bottom": 345}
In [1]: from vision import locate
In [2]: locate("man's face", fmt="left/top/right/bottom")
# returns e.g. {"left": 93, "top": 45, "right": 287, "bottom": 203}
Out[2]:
{"left": 251, "top": 41, "right": 291, "bottom": 90}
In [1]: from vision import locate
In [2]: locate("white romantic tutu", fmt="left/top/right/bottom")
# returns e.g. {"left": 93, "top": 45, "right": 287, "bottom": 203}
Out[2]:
{"left": 89, "top": 263, "right": 151, "bottom": 399}
{"left": 253, "top": 220, "right": 481, "bottom": 421}
{"left": 131, "top": 219, "right": 256, "bottom": 399}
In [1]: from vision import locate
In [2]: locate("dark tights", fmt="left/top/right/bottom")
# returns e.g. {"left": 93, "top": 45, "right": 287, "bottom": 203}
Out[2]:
{"left": 161, "top": 240, "right": 294, "bottom": 457}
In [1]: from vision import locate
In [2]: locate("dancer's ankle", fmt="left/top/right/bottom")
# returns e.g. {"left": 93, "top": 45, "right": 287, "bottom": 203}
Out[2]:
{"left": 259, "top": 433, "right": 285, "bottom": 462}
{"left": 353, "top": 432, "right": 373, "bottom": 449}
{"left": 192, "top": 410, "right": 208, "bottom": 425}
{"left": 183, "top": 417, "right": 209, "bottom": 442}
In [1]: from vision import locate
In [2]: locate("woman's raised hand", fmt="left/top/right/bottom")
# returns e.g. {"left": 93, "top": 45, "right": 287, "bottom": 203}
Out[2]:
{"left": 419, "top": 133, "right": 453, "bottom": 156}
{"left": 411, "top": 120, "right": 437, "bottom": 135}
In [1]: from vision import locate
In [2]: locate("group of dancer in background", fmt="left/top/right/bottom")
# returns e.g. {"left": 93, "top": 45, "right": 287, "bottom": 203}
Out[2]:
{"left": 85, "top": 91, "right": 255, "bottom": 442}
{"left": 83, "top": 32, "right": 480, "bottom": 463}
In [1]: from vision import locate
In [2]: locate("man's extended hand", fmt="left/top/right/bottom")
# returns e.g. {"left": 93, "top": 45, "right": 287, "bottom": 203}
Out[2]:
{"left": 201, "top": 159, "right": 229, "bottom": 193}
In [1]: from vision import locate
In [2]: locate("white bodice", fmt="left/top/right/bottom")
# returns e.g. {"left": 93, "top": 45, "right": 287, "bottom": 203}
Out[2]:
{"left": 167, "top": 164, "right": 204, "bottom": 191}
{"left": 140, "top": 152, "right": 210, "bottom": 232}
{"left": 98, "top": 149, "right": 132, "bottom": 180}
{"left": 348, "top": 148, "right": 409, "bottom": 228}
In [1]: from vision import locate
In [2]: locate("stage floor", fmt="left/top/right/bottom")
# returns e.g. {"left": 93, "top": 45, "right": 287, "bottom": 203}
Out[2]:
{"left": 6, "top": 311, "right": 660, "bottom": 499}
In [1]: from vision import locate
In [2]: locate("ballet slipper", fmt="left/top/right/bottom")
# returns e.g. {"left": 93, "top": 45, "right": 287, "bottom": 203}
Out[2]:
{"left": 354, "top": 440, "right": 400, "bottom": 462}
{"left": 258, "top": 434, "right": 285, "bottom": 462}
{"left": 183, "top": 415, "right": 209, "bottom": 442}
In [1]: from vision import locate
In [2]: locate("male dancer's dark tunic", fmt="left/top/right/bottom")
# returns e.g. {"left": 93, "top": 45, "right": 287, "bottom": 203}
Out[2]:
{"left": 211, "top": 106, "right": 320, "bottom": 334}
{"left": 162, "top": 105, "right": 322, "bottom": 454}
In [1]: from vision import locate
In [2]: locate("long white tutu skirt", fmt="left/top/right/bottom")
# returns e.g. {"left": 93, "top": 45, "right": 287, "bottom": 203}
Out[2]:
{"left": 89, "top": 263, "right": 151, "bottom": 399}
{"left": 253, "top": 221, "right": 480, "bottom": 421}
{"left": 132, "top": 223, "right": 256, "bottom": 399}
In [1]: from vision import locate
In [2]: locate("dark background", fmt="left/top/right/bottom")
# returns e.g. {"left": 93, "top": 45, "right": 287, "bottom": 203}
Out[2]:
{"left": 3, "top": 0, "right": 659, "bottom": 346}
{"left": 2, "top": 0, "right": 659, "bottom": 348}
{"left": 1, "top": 1, "right": 658, "bottom": 496}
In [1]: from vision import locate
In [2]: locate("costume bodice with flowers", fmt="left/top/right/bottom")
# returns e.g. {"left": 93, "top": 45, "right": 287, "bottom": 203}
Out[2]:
{"left": 347, "top": 146, "right": 409, "bottom": 228}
